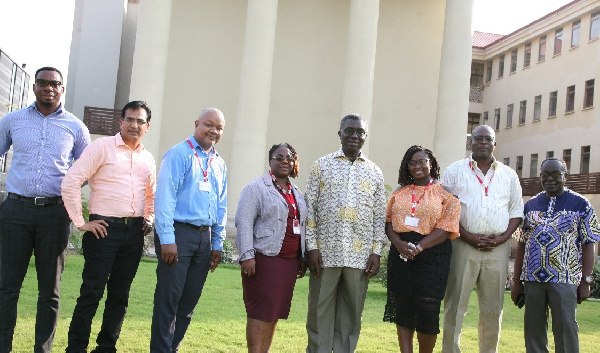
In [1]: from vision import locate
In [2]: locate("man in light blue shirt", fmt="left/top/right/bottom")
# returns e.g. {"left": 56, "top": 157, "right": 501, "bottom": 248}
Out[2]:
{"left": 150, "top": 107, "right": 227, "bottom": 352}
{"left": 0, "top": 67, "right": 91, "bottom": 353}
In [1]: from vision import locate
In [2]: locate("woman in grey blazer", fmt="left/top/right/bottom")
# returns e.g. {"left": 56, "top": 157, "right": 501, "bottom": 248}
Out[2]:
{"left": 235, "top": 142, "right": 307, "bottom": 353}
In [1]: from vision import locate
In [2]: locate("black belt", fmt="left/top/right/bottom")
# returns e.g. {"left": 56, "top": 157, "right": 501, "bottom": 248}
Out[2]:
{"left": 179, "top": 222, "right": 209, "bottom": 232}
{"left": 90, "top": 214, "right": 143, "bottom": 225}
{"left": 8, "top": 193, "right": 63, "bottom": 206}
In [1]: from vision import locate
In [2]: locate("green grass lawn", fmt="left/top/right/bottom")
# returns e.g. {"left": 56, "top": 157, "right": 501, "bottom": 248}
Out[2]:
{"left": 10, "top": 255, "right": 600, "bottom": 352}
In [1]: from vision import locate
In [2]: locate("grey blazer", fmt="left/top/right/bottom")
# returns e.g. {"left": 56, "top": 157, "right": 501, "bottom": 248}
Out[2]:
{"left": 235, "top": 172, "right": 307, "bottom": 262}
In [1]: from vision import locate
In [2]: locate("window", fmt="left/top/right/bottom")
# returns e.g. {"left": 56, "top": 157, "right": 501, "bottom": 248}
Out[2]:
{"left": 533, "top": 95, "right": 542, "bottom": 121}
{"left": 486, "top": 61, "right": 492, "bottom": 83}
{"left": 566, "top": 85, "right": 575, "bottom": 112}
{"left": 516, "top": 156, "right": 523, "bottom": 178}
{"left": 549, "top": 91, "right": 558, "bottom": 117}
{"left": 581, "top": 146, "right": 590, "bottom": 174}
{"left": 546, "top": 151, "right": 554, "bottom": 159}
{"left": 584, "top": 79, "right": 594, "bottom": 108}
{"left": 530, "top": 154, "right": 538, "bottom": 178}
{"left": 503, "top": 157, "right": 510, "bottom": 166}
{"left": 591, "top": 12, "right": 600, "bottom": 40}
{"left": 563, "top": 149, "right": 572, "bottom": 174}
{"left": 519, "top": 100, "right": 527, "bottom": 124}
{"left": 506, "top": 103, "right": 514, "bottom": 128}
{"left": 494, "top": 108, "right": 501, "bottom": 131}
{"left": 471, "top": 66, "right": 483, "bottom": 87}
{"left": 554, "top": 28, "right": 563, "bottom": 55}
{"left": 524, "top": 43, "right": 531, "bottom": 68}
{"left": 539, "top": 36, "right": 547, "bottom": 61}
{"left": 510, "top": 49, "right": 518, "bottom": 73}
{"left": 467, "top": 113, "right": 481, "bottom": 133}
{"left": 571, "top": 20, "right": 581, "bottom": 47}
{"left": 483, "top": 111, "right": 489, "bottom": 124}
{"left": 498, "top": 55, "right": 505, "bottom": 78}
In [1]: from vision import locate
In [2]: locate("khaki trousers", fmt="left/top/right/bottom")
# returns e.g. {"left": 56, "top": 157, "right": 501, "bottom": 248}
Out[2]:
{"left": 442, "top": 239, "right": 510, "bottom": 353}
{"left": 306, "top": 267, "right": 369, "bottom": 353}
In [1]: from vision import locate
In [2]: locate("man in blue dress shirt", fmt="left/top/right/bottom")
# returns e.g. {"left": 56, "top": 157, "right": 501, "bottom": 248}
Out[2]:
{"left": 150, "top": 107, "right": 227, "bottom": 352}
{"left": 0, "top": 67, "right": 91, "bottom": 353}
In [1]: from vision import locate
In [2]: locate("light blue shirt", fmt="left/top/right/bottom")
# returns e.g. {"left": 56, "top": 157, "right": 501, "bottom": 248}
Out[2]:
{"left": 155, "top": 135, "right": 227, "bottom": 250}
{"left": 0, "top": 103, "right": 91, "bottom": 197}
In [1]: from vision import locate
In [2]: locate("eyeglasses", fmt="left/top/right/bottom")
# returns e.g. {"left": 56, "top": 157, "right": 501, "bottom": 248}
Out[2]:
{"left": 408, "top": 159, "right": 430, "bottom": 167}
{"left": 472, "top": 136, "right": 494, "bottom": 143}
{"left": 342, "top": 128, "right": 366, "bottom": 138}
{"left": 271, "top": 156, "right": 294, "bottom": 162}
{"left": 122, "top": 117, "right": 148, "bottom": 125}
{"left": 540, "top": 171, "right": 565, "bottom": 180}
{"left": 35, "top": 79, "right": 62, "bottom": 88}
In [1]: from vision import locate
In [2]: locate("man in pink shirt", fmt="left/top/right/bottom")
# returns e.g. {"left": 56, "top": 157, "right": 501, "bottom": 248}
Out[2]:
{"left": 61, "top": 101, "right": 156, "bottom": 353}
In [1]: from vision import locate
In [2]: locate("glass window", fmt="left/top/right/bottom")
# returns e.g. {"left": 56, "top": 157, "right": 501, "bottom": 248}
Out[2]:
{"left": 494, "top": 108, "right": 501, "bottom": 131}
{"left": 503, "top": 157, "right": 510, "bottom": 166}
{"left": 549, "top": 91, "right": 558, "bottom": 117}
{"left": 510, "top": 49, "right": 518, "bottom": 73}
{"left": 486, "top": 61, "right": 492, "bottom": 83}
{"left": 524, "top": 43, "right": 531, "bottom": 68}
{"left": 506, "top": 103, "right": 514, "bottom": 128}
{"left": 516, "top": 156, "right": 523, "bottom": 178}
{"left": 546, "top": 151, "right": 554, "bottom": 159}
{"left": 533, "top": 95, "right": 542, "bottom": 121}
{"left": 571, "top": 20, "right": 581, "bottom": 47}
{"left": 581, "top": 146, "right": 590, "bottom": 174}
{"left": 467, "top": 113, "right": 481, "bottom": 133}
{"left": 498, "top": 55, "right": 505, "bottom": 78}
{"left": 530, "top": 154, "right": 538, "bottom": 178}
{"left": 519, "top": 100, "right": 527, "bottom": 124}
{"left": 563, "top": 149, "right": 572, "bottom": 174}
{"left": 554, "top": 28, "right": 563, "bottom": 55}
{"left": 584, "top": 79, "right": 594, "bottom": 108}
{"left": 483, "top": 111, "right": 489, "bottom": 124}
{"left": 566, "top": 85, "right": 575, "bottom": 112}
{"left": 539, "top": 36, "right": 547, "bottom": 62}
{"left": 591, "top": 12, "right": 600, "bottom": 40}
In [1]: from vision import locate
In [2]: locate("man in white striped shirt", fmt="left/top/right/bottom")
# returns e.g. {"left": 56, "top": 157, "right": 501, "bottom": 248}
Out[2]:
{"left": 441, "top": 125, "right": 524, "bottom": 353}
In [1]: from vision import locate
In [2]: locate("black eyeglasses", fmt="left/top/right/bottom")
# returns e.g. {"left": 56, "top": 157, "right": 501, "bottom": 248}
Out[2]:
{"left": 540, "top": 172, "right": 565, "bottom": 180}
{"left": 35, "top": 79, "right": 63, "bottom": 88}
{"left": 271, "top": 156, "right": 294, "bottom": 162}
{"left": 342, "top": 128, "right": 366, "bottom": 138}
{"left": 408, "top": 159, "right": 430, "bottom": 167}
{"left": 122, "top": 117, "right": 148, "bottom": 125}
{"left": 472, "top": 136, "right": 494, "bottom": 143}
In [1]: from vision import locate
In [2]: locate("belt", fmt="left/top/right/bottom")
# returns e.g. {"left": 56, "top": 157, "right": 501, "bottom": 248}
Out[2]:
{"left": 8, "top": 193, "right": 63, "bottom": 206}
{"left": 181, "top": 222, "right": 209, "bottom": 232}
{"left": 90, "top": 214, "right": 143, "bottom": 225}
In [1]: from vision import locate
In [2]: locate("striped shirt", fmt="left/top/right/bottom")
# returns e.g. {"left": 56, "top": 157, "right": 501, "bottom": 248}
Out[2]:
{"left": 0, "top": 103, "right": 90, "bottom": 197}
{"left": 441, "top": 156, "right": 523, "bottom": 235}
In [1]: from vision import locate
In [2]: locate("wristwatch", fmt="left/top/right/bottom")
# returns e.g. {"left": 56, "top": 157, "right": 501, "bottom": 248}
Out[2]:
{"left": 583, "top": 275, "right": 594, "bottom": 284}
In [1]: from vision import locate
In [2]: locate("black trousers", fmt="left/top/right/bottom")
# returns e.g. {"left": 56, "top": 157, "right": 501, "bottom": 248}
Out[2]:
{"left": 0, "top": 197, "right": 71, "bottom": 353}
{"left": 66, "top": 215, "right": 144, "bottom": 353}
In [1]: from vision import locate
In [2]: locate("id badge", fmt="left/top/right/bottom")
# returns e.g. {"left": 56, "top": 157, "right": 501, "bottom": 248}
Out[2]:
{"left": 482, "top": 194, "right": 491, "bottom": 208}
{"left": 404, "top": 216, "right": 419, "bottom": 227}
{"left": 198, "top": 181, "right": 211, "bottom": 192}
{"left": 292, "top": 219, "right": 301, "bottom": 234}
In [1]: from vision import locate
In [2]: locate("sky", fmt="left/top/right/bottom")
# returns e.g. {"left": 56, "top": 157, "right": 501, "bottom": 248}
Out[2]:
{"left": 0, "top": 0, "right": 575, "bottom": 105}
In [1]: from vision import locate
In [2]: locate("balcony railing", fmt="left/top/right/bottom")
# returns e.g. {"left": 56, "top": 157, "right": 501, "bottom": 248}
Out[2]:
{"left": 83, "top": 106, "right": 121, "bottom": 136}
{"left": 520, "top": 172, "right": 600, "bottom": 196}
{"left": 469, "top": 86, "right": 482, "bottom": 103}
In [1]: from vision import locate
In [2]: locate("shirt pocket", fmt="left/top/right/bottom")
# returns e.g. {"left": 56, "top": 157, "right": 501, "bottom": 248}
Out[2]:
{"left": 495, "top": 190, "right": 511, "bottom": 208}
{"left": 254, "top": 226, "right": 274, "bottom": 239}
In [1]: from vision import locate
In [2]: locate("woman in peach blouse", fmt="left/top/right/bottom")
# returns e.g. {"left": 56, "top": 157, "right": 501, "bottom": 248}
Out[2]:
{"left": 383, "top": 145, "right": 460, "bottom": 353}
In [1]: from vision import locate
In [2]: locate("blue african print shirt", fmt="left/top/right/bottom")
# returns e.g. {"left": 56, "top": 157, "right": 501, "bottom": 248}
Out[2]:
{"left": 516, "top": 188, "right": 600, "bottom": 285}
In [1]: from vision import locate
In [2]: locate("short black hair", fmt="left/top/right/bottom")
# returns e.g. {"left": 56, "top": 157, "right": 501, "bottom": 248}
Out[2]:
{"left": 397, "top": 145, "right": 440, "bottom": 185}
{"left": 268, "top": 143, "right": 299, "bottom": 178}
{"left": 121, "top": 100, "right": 152, "bottom": 122}
{"left": 540, "top": 158, "right": 568, "bottom": 174}
{"left": 35, "top": 67, "right": 63, "bottom": 82}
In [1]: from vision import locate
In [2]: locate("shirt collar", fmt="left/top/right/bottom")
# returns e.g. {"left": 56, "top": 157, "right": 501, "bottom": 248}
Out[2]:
{"left": 187, "top": 135, "right": 218, "bottom": 157}
{"left": 468, "top": 154, "right": 498, "bottom": 170}
{"left": 115, "top": 132, "right": 144, "bottom": 151}
{"left": 31, "top": 102, "right": 63, "bottom": 116}
{"left": 333, "top": 147, "right": 365, "bottom": 161}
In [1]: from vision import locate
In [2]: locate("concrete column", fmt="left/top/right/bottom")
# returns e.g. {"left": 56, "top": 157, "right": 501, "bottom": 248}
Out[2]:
{"left": 340, "top": 0, "right": 380, "bottom": 156}
{"left": 128, "top": 0, "right": 173, "bottom": 160}
{"left": 228, "top": 0, "right": 279, "bottom": 213}
{"left": 433, "top": 0, "right": 475, "bottom": 170}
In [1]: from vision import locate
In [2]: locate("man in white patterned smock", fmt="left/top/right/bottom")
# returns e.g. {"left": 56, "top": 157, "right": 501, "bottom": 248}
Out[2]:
{"left": 441, "top": 125, "right": 524, "bottom": 353}
{"left": 305, "top": 114, "right": 387, "bottom": 353}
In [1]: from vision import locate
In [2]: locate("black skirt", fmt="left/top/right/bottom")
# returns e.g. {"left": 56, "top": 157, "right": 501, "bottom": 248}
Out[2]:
{"left": 383, "top": 231, "right": 452, "bottom": 334}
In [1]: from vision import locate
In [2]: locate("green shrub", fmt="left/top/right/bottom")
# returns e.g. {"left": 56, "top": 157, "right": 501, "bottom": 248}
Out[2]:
{"left": 375, "top": 247, "right": 389, "bottom": 288}
{"left": 591, "top": 263, "right": 600, "bottom": 299}
{"left": 220, "top": 240, "right": 235, "bottom": 265}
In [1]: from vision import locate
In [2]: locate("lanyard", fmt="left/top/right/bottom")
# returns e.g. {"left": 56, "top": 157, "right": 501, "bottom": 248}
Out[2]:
{"left": 410, "top": 178, "right": 433, "bottom": 217}
{"left": 186, "top": 139, "right": 214, "bottom": 182}
{"left": 469, "top": 160, "right": 494, "bottom": 196}
{"left": 270, "top": 172, "right": 298, "bottom": 219}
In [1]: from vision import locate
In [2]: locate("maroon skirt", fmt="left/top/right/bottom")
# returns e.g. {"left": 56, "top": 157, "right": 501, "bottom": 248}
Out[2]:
{"left": 242, "top": 252, "right": 300, "bottom": 321}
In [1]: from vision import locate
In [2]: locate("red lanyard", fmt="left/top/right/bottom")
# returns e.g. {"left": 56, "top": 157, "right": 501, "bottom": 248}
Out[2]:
{"left": 186, "top": 139, "right": 214, "bottom": 182}
{"left": 469, "top": 160, "right": 494, "bottom": 196}
{"left": 410, "top": 178, "right": 433, "bottom": 217}
{"left": 270, "top": 172, "right": 298, "bottom": 219}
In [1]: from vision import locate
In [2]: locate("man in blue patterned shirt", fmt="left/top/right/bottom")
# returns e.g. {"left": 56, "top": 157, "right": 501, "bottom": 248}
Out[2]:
{"left": 512, "top": 158, "right": 600, "bottom": 353}
{"left": 0, "top": 67, "right": 91, "bottom": 353}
